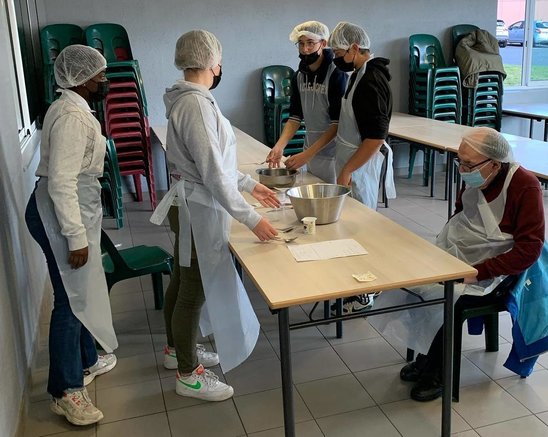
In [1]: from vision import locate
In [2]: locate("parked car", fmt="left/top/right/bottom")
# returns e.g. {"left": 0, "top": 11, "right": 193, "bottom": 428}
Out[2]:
{"left": 508, "top": 20, "right": 548, "bottom": 47}
{"left": 496, "top": 19, "right": 508, "bottom": 47}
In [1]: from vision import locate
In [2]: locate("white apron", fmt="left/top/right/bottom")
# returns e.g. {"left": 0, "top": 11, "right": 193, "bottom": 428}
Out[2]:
{"left": 35, "top": 176, "right": 118, "bottom": 353}
{"left": 151, "top": 117, "right": 260, "bottom": 373}
{"left": 335, "top": 60, "right": 396, "bottom": 209}
{"left": 370, "top": 164, "right": 519, "bottom": 354}
{"left": 298, "top": 66, "right": 336, "bottom": 183}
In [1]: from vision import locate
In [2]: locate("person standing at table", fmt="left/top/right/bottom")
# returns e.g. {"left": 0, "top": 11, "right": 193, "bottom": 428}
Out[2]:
{"left": 328, "top": 21, "right": 397, "bottom": 313}
{"left": 151, "top": 30, "right": 280, "bottom": 402}
{"left": 25, "top": 45, "right": 118, "bottom": 425}
{"left": 266, "top": 20, "right": 347, "bottom": 183}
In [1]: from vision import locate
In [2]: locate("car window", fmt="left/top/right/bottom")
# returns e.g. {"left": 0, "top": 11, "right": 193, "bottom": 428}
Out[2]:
{"left": 536, "top": 21, "right": 548, "bottom": 29}
{"left": 497, "top": 20, "right": 505, "bottom": 27}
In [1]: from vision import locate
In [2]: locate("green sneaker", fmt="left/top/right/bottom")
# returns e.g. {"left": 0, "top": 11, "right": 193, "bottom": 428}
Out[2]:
{"left": 175, "top": 364, "right": 233, "bottom": 401}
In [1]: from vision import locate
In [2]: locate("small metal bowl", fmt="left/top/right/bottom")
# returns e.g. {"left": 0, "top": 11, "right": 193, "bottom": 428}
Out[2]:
{"left": 256, "top": 168, "right": 297, "bottom": 188}
{"left": 286, "top": 183, "right": 350, "bottom": 224}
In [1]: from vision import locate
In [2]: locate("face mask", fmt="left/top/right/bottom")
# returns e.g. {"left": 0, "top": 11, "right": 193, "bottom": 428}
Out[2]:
{"left": 459, "top": 168, "right": 488, "bottom": 188}
{"left": 210, "top": 66, "right": 222, "bottom": 90}
{"left": 333, "top": 52, "right": 354, "bottom": 72}
{"left": 299, "top": 50, "right": 320, "bottom": 66}
{"left": 89, "top": 80, "right": 110, "bottom": 102}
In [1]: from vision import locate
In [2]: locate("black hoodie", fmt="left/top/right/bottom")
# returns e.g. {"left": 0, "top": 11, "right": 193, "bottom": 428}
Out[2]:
{"left": 346, "top": 57, "right": 392, "bottom": 140}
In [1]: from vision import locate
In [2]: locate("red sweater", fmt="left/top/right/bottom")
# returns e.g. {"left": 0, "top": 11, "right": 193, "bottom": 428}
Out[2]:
{"left": 453, "top": 164, "right": 545, "bottom": 281}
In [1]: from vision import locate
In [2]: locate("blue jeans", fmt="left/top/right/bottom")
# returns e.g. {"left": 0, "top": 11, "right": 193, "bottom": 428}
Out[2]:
{"left": 25, "top": 190, "right": 98, "bottom": 398}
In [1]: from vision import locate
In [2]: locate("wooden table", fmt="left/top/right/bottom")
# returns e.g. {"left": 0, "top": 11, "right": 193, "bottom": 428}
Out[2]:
{"left": 503, "top": 103, "right": 548, "bottom": 141}
{"left": 230, "top": 127, "right": 477, "bottom": 437}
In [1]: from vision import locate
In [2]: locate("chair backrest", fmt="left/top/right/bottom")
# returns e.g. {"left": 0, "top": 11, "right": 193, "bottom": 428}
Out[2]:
{"left": 40, "top": 24, "right": 84, "bottom": 65}
{"left": 451, "top": 24, "right": 479, "bottom": 53}
{"left": 85, "top": 23, "right": 133, "bottom": 62}
{"left": 409, "top": 34, "right": 448, "bottom": 72}
{"left": 261, "top": 65, "right": 294, "bottom": 105}
{"left": 100, "top": 228, "right": 129, "bottom": 273}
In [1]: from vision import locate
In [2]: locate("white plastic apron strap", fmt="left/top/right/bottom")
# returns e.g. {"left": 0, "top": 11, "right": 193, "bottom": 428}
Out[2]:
{"left": 382, "top": 142, "right": 397, "bottom": 199}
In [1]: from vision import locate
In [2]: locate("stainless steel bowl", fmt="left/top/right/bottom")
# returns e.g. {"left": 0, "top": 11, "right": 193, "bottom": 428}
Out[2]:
{"left": 286, "top": 184, "right": 350, "bottom": 224}
{"left": 256, "top": 168, "right": 297, "bottom": 188}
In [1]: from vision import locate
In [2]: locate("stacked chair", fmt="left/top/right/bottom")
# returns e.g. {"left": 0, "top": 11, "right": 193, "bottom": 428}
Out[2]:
{"left": 100, "top": 139, "right": 124, "bottom": 229}
{"left": 407, "top": 34, "right": 462, "bottom": 185}
{"left": 261, "top": 65, "right": 306, "bottom": 154}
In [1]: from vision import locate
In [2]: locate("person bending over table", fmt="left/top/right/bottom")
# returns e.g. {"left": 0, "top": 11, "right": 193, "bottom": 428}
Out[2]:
{"left": 372, "top": 127, "right": 545, "bottom": 402}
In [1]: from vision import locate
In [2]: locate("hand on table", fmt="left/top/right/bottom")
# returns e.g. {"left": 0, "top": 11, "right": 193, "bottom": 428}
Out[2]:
{"left": 252, "top": 218, "right": 278, "bottom": 241}
{"left": 252, "top": 183, "right": 281, "bottom": 208}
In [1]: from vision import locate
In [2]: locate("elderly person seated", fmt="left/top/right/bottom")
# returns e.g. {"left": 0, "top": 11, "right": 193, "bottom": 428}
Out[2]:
{"left": 372, "top": 127, "right": 545, "bottom": 402}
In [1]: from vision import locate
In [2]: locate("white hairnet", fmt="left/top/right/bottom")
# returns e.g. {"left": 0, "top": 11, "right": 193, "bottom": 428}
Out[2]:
{"left": 54, "top": 44, "right": 107, "bottom": 89}
{"left": 174, "top": 29, "right": 222, "bottom": 70}
{"left": 329, "top": 21, "right": 371, "bottom": 50}
{"left": 462, "top": 127, "right": 513, "bottom": 162}
{"left": 289, "top": 21, "right": 329, "bottom": 43}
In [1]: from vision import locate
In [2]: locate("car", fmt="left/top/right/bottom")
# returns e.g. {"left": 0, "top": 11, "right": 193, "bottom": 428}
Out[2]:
{"left": 496, "top": 19, "right": 509, "bottom": 47}
{"left": 508, "top": 20, "right": 548, "bottom": 47}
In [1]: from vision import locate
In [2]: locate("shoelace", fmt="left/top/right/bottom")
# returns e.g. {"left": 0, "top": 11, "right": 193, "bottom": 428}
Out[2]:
{"left": 195, "top": 368, "right": 221, "bottom": 388}
{"left": 68, "top": 390, "right": 92, "bottom": 407}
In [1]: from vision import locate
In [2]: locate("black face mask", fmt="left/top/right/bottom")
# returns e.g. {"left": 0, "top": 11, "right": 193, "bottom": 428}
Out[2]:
{"left": 89, "top": 80, "right": 110, "bottom": 102}
{"left": 333, "top": 53, "right": 355, "bottom": 72}
{"left": 299, "top": 50, "right": 321, "bottom": 66}
{"left": 210, "top": 66, "right": 222, "bottom": 90}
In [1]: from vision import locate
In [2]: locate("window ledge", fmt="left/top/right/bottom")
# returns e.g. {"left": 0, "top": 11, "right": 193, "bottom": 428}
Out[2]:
{"left": 21, "top": 129, "right": 41, "bottom": 171}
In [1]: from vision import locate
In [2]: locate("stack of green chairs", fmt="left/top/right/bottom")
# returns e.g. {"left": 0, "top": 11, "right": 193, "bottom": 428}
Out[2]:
{"left": 462, "top": 73, "right": 504, "bottom": 130}
{"left": 39, "top": 24, "right": 85, "bottom": 107}
{"left": 261, "top": 65, "right": 306, "bottom": 152}
{"left": 408, "top": 34, "right": 462, "bottom": 184}
{"left": 100, "top": 138, "right": 124, "bottom": 229}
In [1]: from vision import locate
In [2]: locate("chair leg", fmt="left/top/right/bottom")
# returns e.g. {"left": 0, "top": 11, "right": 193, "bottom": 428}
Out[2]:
{"left": 151, "top": 272, "right": 164, "bottom": 310}
{"left": 406, "top": 348, "right": 415, "bottom": 362}
{"left": 408, "top": 145, "right": 417, "bottom": 179}
{"left": 484, "top": 313, "right": 500, "bottom": 352}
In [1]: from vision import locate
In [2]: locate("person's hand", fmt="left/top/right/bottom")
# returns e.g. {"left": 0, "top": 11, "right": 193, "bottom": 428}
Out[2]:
{"left": 284, "top": 150, "right": 310, "bottom": 171}
{"left": 68, "top": 246, "right": 89, "bottom": 269}
{"left": 337, "top": 168, "right": 352, "bottom": 187}
{"left": 463, "top": 276, "right": 478, "bottom": 284}
{"left": 252, "top": 218, "right": 278, "bottom": 241}
{"left": 252, "top": 183, "right": 281, "bottom": 208}
{"left": 266, "top": 145, "right": 284, "bottom": 168}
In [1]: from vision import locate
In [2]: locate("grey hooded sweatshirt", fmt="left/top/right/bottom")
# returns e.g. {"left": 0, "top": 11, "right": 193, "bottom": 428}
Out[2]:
{"left": 163, "top": 80, "right": 262, "bottom": 230}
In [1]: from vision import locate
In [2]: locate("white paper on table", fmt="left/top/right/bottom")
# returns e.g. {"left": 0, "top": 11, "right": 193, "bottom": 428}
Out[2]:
{"left": 287, "top": 239, "right": 368, "bottom": 262}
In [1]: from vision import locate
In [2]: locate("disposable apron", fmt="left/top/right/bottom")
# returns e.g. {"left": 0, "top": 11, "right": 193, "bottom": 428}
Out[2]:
{"left": 151, "top": 117, "right": 260, "bottom": 373}
{"left": 35, "top": 176, "right": 118, "bottom": 352}
{"left": 335, "top": 60, "right": 396, "bottom": 210}
{"left": 370, "top": 163, "right": 519, "bottom": 354}
{"left": 298, "top": 66, "right": 336, "bottom": 183}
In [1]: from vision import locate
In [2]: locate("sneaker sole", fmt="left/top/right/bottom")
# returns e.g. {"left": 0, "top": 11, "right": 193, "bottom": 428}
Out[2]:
{"left": 84, "top": 357, "right": 118, "bottom": 386}
{"left": 50, "top": 402, "right": 104, "bottom": 425}
{"left": 175, "top": 384, "right": 234, "bottom": 401}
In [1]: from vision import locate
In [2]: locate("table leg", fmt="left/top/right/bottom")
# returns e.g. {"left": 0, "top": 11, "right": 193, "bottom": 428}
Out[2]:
{"left": 446, "top": 152, "right": 455, "bottom": 219}
{"left": 544, "top": 120, "right": 548, "bottom": 142}
{"left": 529, "top": 120, "right": 534, "bottom": 139}
{"left": 430, "top": 151, "right": 436, "bottom": 198}
{"left": 278, "top": 308, "right": 295, "bottom": 437}
{"left": 336, "top": 298, "right": 343, "bottom": 338}
{"left": 442, "top": 280, "right": 455, "bottom": 437}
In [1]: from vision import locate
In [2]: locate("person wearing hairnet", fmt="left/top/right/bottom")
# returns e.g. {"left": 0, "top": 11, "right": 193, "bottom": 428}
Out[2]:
{"left": 371, "top": 127, "right": 545, "bottom": 402}
{"left": 327, "top": 22, "right": 396, "bottom": 314}
{"left": 150, "top": 30, "right": 280, "bottom": 402}
{"left": 265, "top": 21, "right": 347, "bottom": 183}
{"left": 24, "top": 45, "right": 118, "bottom": 425}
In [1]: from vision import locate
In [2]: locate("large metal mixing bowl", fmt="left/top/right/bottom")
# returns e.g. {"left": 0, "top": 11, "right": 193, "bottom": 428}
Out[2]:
{"left": 256, "top": 168, "right": 297, "bottom": 188}
{"left": 286, "top": 184, "right": 350, "bottom": 224}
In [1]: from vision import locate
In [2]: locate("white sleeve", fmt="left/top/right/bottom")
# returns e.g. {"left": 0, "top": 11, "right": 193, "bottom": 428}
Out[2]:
{"left": 237, "top": 170, "right": 258, "bottom": 193}
{"left": 47, "top": 113, "right": 89, "bottom": 250}
{"left": 179, "top": 96, "right": 262, "bottom": 230}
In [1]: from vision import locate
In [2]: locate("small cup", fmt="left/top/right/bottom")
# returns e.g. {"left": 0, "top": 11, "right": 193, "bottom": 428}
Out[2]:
{"left": 301, "top": 216, "right": 317, "bottom": 235}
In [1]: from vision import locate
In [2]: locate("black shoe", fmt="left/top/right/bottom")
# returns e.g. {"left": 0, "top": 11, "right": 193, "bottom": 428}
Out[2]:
{"left": 410, "top": 373, "right": 443, "bottom": 402}
{"left": 400, "top": 353, "right": 428, "bottom": 382}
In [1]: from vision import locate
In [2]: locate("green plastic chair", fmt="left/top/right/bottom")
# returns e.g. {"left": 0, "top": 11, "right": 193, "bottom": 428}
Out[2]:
{"left": 85, "top": 23, "right": 133, "bottom": 62}
{"left": 451, "top": 24, "right": 479, "bottom": 55}
{"left": 40, "top": 24, "right": 84, "bottom": 65}
{"left": 262, "top": 65, "right": 294, "bottom": 146}
{"left": 100, "top": 229, "right": 173, "bottom": 309}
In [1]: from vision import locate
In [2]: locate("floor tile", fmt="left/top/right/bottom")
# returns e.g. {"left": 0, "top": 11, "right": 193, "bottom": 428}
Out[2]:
{"left": 112, "top": 332, "right": 155, "bottom": 359}
{"left": 95, "top": 379, "right": 165, "bottom": 423}
{"left": 247, "top": 331, "right": 278, "bottom": 362}
{"left": 496, "top": 369, "right": 548, "bottom": 413}
{"left": 333, "top": 337, "right": 404, "bottom": 372}
{"left": 317, "top": 317, "right": 381, "bottom": 345}
{"left": 108, "top": 290, "right": 146, "bottom": 314}
{"left": 475, "top": 415, "right": 548, "bottom": 436}
{"left": 537, "top": 411, "right": 548, "bottom": 426}
{"left": 452, "top": 381, "right": 530, "bottom": 428}
{"left": 452, "top": 431, "right": 480, "bottom": 436}
{"left": 255, "top": 306, "right": 309, "bottom": 333}
{"left": 247, "top": 420, "right": 323, "bottom": 437}
{"left": 167, "top": 401, "right": 245, "bottom": 437}
{"left": 354, "top": 363, "right": 412, "bottom": 405}
{"left": 108, "top": 277, "right": 143, "bottom": 295}
{"left": 112, "top": 310, "right": 150, "bottom": 335}
{"left": 380, "top": 399, "right": 471, "bottom": 437}
{"left": 159, "top": 375, "right": 207, "bottom": 411}
{"left": 291, "top": 347, "right": 350, "bottom": 384}
{"left": 94, "top": 352, "right": 158, "bottom": 390}
{"left": 316, "top": 406, "right": 401, "bottom": 437}
{"left": 96, "top": 412, "right": 170, "bottom": 437}
{"left": 234, "top": 387, "right": 311, "bottom": 434}
{"left": 296, "top": 373, "right": 375, "bottom": 418}
{"left": 224, "top": 356, "right": 282, "bottom": 396}
{"left": 265, "top": 327, "right": 330, "bottom": 355}
{"left": 459, "top": 355, "right": 491, "bottom": 388}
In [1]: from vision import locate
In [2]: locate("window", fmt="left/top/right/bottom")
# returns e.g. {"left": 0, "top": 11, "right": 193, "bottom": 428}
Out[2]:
{"left": 498, "top": 0, "right": 548, "bottom": 87}
{"left": 5, "top": 0, "right": 41, "bottom": 146}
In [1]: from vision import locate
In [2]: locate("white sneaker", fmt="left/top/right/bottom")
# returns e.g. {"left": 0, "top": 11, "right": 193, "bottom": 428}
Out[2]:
{"left": 83, "top": 354, "right": 117, "bottom": 386}
{"left": 175, "top": 364, "right": 233, "bottom": 401}
{"left": 50, "top": 388, "right": 103, "bottom": 425}
{"left": 164, "top": 344, "right": 220, "bottom": 370}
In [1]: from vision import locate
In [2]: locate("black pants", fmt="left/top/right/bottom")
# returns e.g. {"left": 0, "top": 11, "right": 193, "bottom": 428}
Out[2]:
{"left": 424, "top": 290, "right": 507, "bottom": 375}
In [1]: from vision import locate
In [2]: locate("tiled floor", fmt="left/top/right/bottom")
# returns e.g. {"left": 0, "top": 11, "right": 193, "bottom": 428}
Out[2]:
{"left": 23, "top": 172, "right": 548, "bottom": 437}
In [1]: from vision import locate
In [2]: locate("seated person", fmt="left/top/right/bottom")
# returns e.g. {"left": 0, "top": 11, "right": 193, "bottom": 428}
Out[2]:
{"left": 372, "top": 127, "right": 545, "bottom": 402}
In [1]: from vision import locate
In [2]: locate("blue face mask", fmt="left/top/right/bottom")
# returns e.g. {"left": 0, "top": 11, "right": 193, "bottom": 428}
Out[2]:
{"left": 459, "top": 168, "right": 488, "bottom": 188}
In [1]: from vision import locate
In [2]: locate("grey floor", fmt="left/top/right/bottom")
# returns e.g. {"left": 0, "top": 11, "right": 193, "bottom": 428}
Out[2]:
{"left": 23, "top": 171, "right": 548, "bottom": 437}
